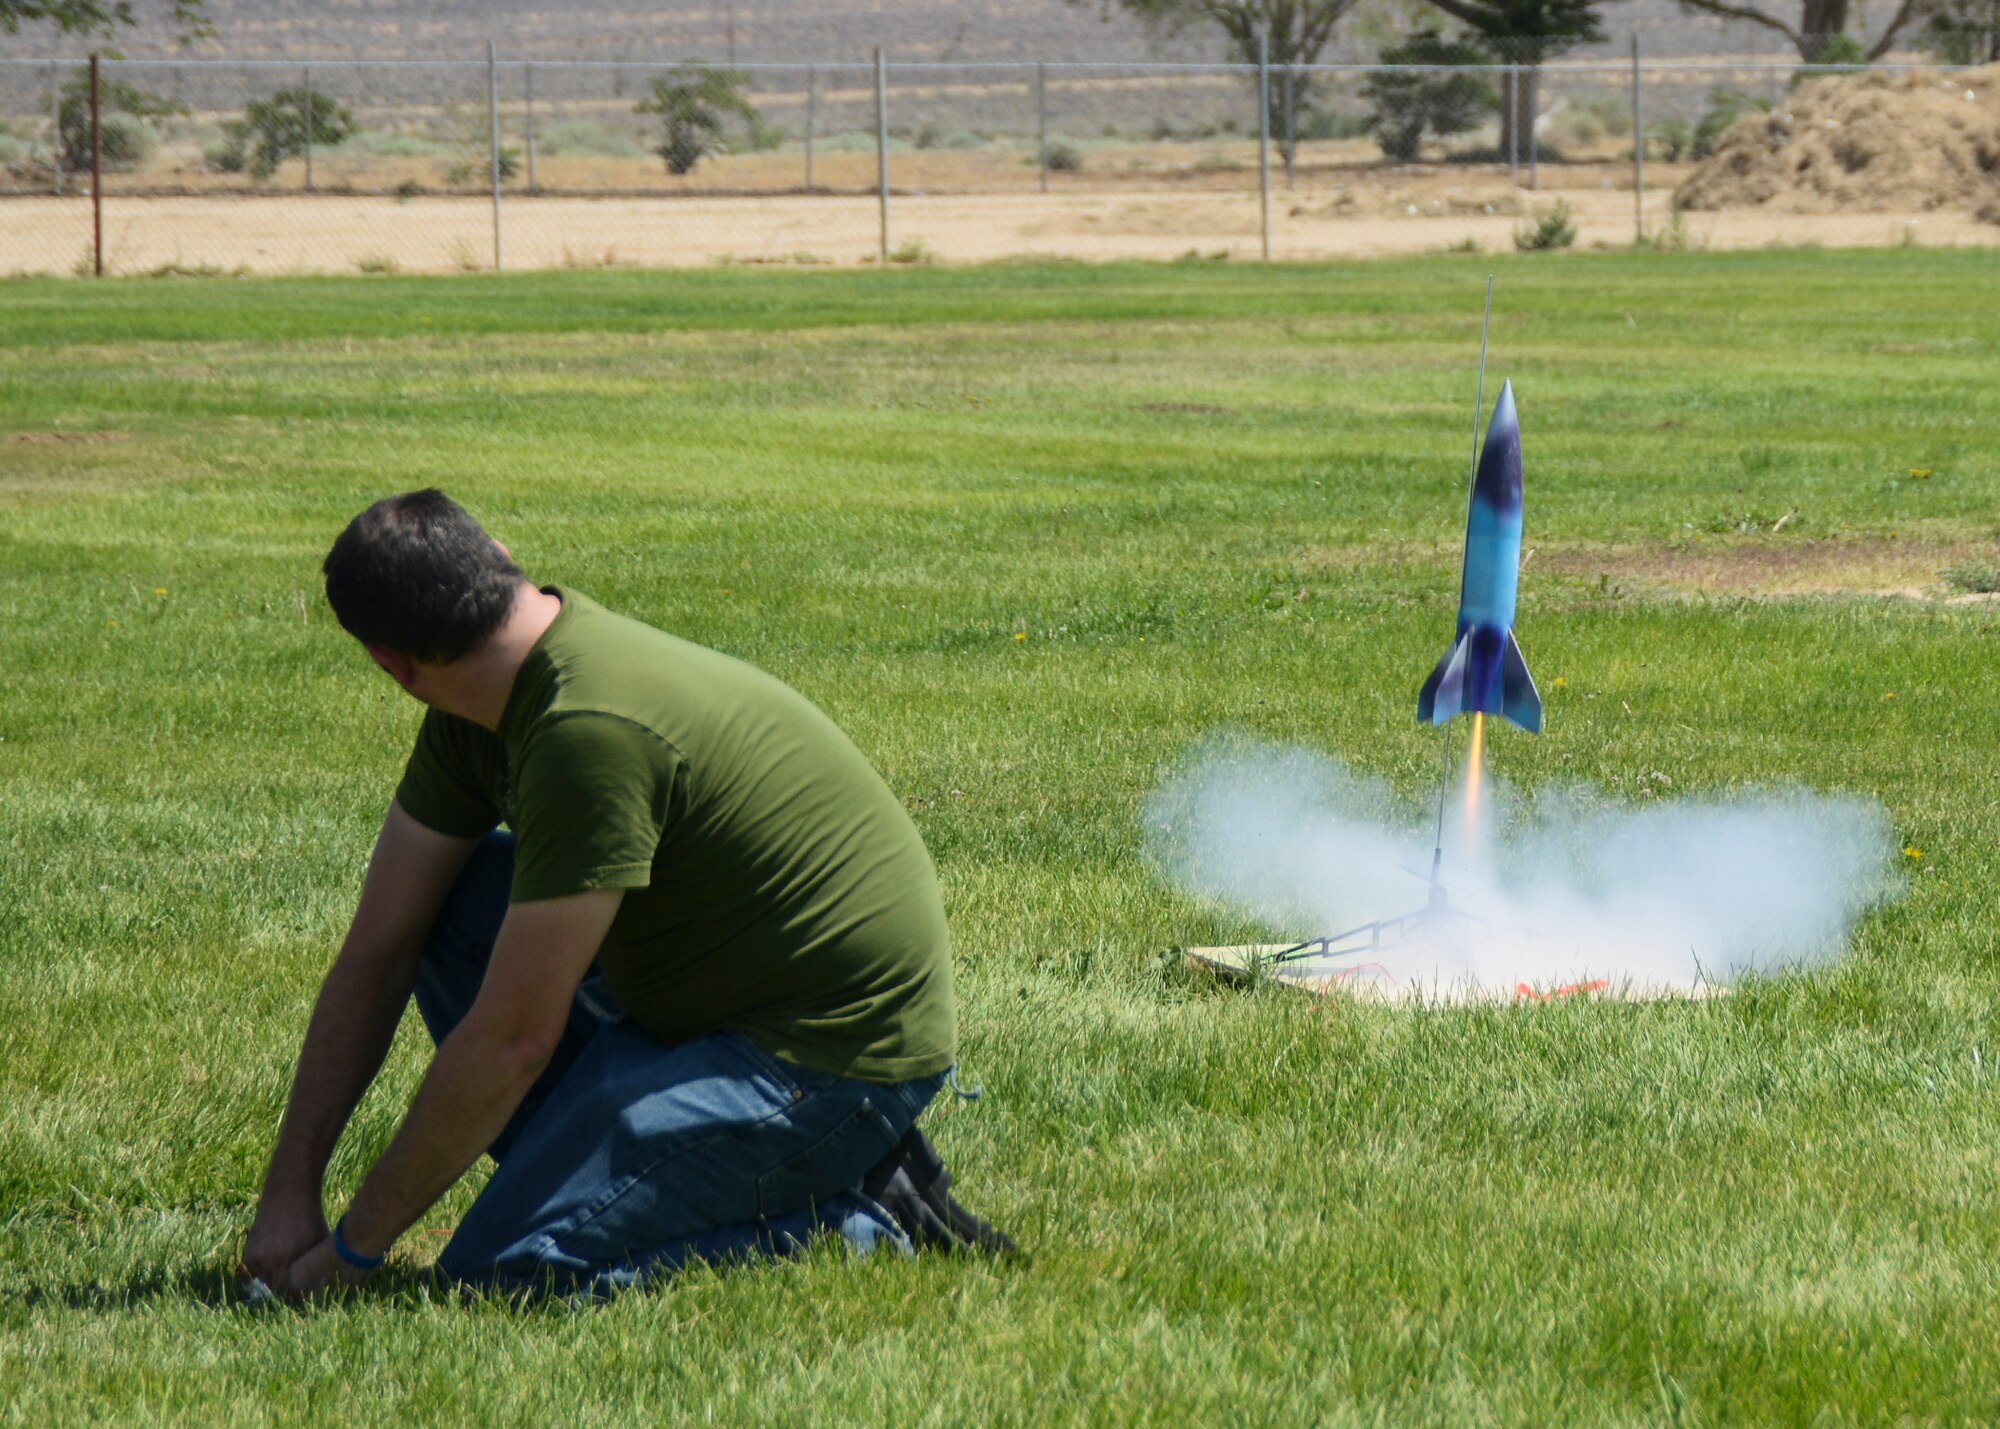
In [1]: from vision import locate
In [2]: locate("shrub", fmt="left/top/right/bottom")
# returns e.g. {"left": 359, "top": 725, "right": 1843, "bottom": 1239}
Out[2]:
{"left": 353, "top": 252, "right": 401, "bottom": 274}
{"left": 1649, "top": 119, "right": 1693, "bottom": 162}
{"left": 1691, "top": 89, "right": 1768, "bottom": 158}
{"left": 0, "top": 134, "right": 31, "bottom": 168}
{"left": 636, "top": 63, "right": 759, "bottom": 175}
{"left": 888, "top": 238, "right": 935, "bottom": 265}
{"left": 57, "top": 77, "right": 182, "bottom": 173}
{"left": 1044, "top": 141, "right": 1084, "bottom": 172}
{"left": 1296, "top": 108, "right": 1369, "bottom": 142}
{"left": 1943, "top": 555, "right": 2000, "bottom": 594}
{"left": 538, "top": 121, "right": 643, "bottom": 158}
{"left": 1800, "top": 33, "right": 1868, "bottom": 70}
{"left": 212, "top": 87, "right": 356, "bottom": 181}
{"left": 392, "top": 178, "right": 424, "bottom": 201}
{"left": 1362, "top": 31, "right": 1497, "bottom": 164}
{"left": 341, "top": 131, "right": 450, "bottom": 158}
{"left": 1514, "top": 200, "right": 1577, "bottom": 251}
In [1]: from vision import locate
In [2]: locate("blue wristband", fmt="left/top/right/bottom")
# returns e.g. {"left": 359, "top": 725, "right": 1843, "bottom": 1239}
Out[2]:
{"left": 331, "top": 1215, "right": 386, "bottom": 1271}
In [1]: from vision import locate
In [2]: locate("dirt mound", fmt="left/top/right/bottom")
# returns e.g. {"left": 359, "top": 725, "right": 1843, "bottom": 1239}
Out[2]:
{"left": 1677, "top": 64, "right": 2000, "bottom": 220}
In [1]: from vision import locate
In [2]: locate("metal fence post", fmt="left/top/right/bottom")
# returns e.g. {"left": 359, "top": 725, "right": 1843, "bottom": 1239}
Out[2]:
{"left": 1282, "top": 64, "right": 1295, "bottom": 189}
{"left": 89, "top": 53, "right": 103, "bottom": 276}
{"left": 303, "top": 63, "right": 315, "bottom": 192}
{"left": 488, "top": 40, "right": 503, "bottom": 271}
{"left": 1036, "top": 61, "right": 1049, "bottom": 193}
{"left": 1256, "top": 34, "right": 1272, "bottom": 261}
{"left": 525, "top": 60, "right": 537, "bottom": 194}
{"left": 50, "top": 62, "right": 64, "bottom": 196}
{"left": 804, "top": 62, "right": 815, "bottom": 194}
{"left": 1528, "top": 61, "right": 1539, "bottom": 191}
{"left": 1631, "top": 35, "right": 1645, "bottom": 244}
{"left": 874, "top": 47, "right": 890, "bottom": 261}
{"left": 1507, "top": 65, "right": 1518, "bottom": 186}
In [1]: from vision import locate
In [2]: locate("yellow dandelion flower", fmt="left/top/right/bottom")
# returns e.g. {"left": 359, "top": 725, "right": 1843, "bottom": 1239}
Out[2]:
{"left": 1908, "top": 468, "right": 1932, "bottom": 480}
{"left": 1883, "top": 691, "right": 1896, "bottom": 700}
{"left": 1553, "top": 676, "right": 1566, "bottom": 687}
{"left": 1904, "top": 846, "right": 1923, "bottom": 859}
{"left": 1013, "top": 632, "right": 1026, "bottom": 641}
{"left": 153, "top": 586, "right": 168, "bottom": 596}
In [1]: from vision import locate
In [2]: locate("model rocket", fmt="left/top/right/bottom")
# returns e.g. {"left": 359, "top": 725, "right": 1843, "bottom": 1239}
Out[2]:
{"left": 1417, "top": 380, "right": 1542, "bottom": 734}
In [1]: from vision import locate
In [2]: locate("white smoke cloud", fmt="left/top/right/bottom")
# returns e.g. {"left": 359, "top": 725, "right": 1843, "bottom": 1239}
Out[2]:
{"left": 1144, "top": 736, "right": 1898, "bottom": 997}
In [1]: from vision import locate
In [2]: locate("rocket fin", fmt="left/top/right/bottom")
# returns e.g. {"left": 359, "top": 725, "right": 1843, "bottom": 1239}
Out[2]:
{"left": 1499, "top": 631, "right": 1542, "bottom": 734}
{"left": 1418, "top": 635, "right": 1471, "bottom": 725}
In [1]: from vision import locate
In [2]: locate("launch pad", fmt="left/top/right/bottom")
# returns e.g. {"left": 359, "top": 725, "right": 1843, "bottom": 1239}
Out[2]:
{"left": 1184, "top": 886, "right": 1722, "bottom": 1005}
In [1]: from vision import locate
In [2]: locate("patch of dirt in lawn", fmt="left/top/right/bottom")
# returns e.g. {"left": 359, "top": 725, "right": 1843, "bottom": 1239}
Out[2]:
{"left": 1536, "top": 537, "right": 1984, "bottom": 597}
{"left": 7, "top": 429, "right": 130, "bottom": 444}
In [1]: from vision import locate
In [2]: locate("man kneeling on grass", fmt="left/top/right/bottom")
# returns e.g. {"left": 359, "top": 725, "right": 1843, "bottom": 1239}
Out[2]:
{"left": 243, "top": 489, "right": 1011, "bottom": 1297}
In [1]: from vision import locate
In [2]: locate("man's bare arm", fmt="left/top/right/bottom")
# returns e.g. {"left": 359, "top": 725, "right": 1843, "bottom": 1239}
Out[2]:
{"left": 242, "top": 802, "right": 479, "bottom": 1284}
{"left": 283, "top": 888, "right": 621, "bottom": 1288}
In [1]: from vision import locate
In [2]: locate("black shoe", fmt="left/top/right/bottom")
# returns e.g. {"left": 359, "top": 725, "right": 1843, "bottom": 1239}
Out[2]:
{"left": 859, "top": 1126, "right": 1020, "bottom": 1258}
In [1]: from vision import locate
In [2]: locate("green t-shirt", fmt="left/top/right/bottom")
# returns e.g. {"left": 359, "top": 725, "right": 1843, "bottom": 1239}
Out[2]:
{"left": 394, "top": 587, "right": 956, "bottom": 1083}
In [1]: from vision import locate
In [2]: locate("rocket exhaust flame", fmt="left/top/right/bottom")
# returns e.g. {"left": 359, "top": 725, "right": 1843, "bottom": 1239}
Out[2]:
{"left": 1462, "top": 712, "right": 1486, "bottom": 843}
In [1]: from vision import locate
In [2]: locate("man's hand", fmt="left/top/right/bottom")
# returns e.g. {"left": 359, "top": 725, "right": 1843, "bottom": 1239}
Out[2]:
{"left": 247, "top": 802, "right": 479, "bottom": 1284}
{"left": 278, "top": 1235, "right": 374, "bottom": 1300}
{"left": 335, "top": 889, "right": 624, "bottom": 1261}
{"left": 242, "top": 1186, "right": 328, "bottom": 1288}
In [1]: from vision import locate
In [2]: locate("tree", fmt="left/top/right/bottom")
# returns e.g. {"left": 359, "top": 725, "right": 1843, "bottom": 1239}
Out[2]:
{"left": 635, "top": 64, "right": 759, "bottom": 176}
{"left": 1362, "top": 31, "right": 1498, "bottom": 162}
{"left": 212, "top": 87, "right": 355, "bottom": 180}
{"left": 1419, "top": 0, "right": 1613, "bottom": 162}
{"left": 1070, "top": 1, "right": 1368, "bottom": 154}
{"left": 1914, "top": 0, "right": 2000, "bottom": 62}
{"left": 1671, "top": 0, "right": 1921, "bottom": 61}
{"left": 0, "top": 0, "right": 204, "bottom": 38}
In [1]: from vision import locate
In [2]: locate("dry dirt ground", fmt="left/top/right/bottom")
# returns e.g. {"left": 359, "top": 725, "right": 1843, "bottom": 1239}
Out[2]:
{"left": 12, "top": 177, "right": 1994, "bottom": 276}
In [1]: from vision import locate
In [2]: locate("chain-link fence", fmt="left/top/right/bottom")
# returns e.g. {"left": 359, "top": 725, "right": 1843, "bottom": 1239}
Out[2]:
{"left": 4, "top": 43, "right": 1994, "bottom": 275}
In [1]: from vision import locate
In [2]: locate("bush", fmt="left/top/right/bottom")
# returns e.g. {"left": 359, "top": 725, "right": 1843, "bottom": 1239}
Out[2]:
{"left": 1649, "top": 119, "right": 1694, "bottom": 162}
{"left": 1799, "top": 33, "right": 1868, "bottom": 69}
{"left": 1361, "top": 31, "right": 1497, "bottom": 164}
{"left": 1044, "top": 141, "right": 1084, "bottom": 172}
{"left": 1548, "top": 94, "right": 1633, "bottom": 148}
{"left": 0, "top": 134, "right": 31, "bottom": 168}
{"left": 57, "top": 77, "right": 181, "bottom": 173}
{"left": 1296, "top": 108, "right": 1369, "bottom": 142}
{"left": 538, "top": 121, "right": 643, "bottom": 158}
{"left": 1691, "top": 89, "right": 1768, "bottom": 159}
{"left": 1514, "top": 200, "right": 1577, "bottom": 251}
{"left": 212, "top": 87, "right": 356, "bottom": 180}
{"left": 636, "top": 63, "right": 759, "bottom": 175}
{"left": 341, "top": 130, "right": 450, "bottom": 158}
{"left": 1943, "top": 555, "right": 2000, "bottom": 594}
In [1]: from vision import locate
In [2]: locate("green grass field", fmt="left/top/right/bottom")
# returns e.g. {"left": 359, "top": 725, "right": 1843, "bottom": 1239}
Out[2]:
{"left": 3, "top": 252, "right": 1998, "bottom": 1424}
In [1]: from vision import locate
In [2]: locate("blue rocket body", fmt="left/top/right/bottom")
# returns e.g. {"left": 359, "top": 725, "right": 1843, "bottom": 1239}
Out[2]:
{"left": 1418, "top": 380, "right": 1542, "bottom": 734}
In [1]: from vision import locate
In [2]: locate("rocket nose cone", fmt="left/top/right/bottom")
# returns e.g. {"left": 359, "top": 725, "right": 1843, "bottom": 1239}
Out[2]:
{"left": 1473, "top": 379, "right": 1522, "bottom": 510}
{"left": 1487, "top": 380, "right": 1517, "bottom": 442}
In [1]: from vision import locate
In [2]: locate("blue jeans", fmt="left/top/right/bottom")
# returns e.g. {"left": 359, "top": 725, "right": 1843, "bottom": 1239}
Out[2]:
{"left": 413, "top": 831, "right": 944, "bottom": 1294}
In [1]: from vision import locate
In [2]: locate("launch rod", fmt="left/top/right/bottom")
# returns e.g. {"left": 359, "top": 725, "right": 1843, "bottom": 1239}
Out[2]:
{"left": 1429, "top": 275, "right": 1495, "bottom": 883}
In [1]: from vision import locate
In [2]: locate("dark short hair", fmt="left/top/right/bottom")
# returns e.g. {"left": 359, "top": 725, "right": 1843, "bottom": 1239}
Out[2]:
{"left": 323, "top": 490, "right": 525, "bottom": 663}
